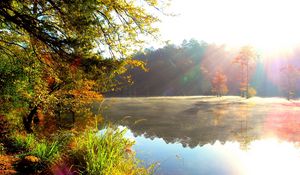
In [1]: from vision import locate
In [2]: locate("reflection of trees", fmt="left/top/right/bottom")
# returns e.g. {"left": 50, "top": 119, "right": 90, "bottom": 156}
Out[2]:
{"left": 264, "top": 106, "right": 300, "bottom": 142}
{"left": 211, "top": 104, "right": 228, "bottom": 126}
{"left": 231, "top": 103, "right": 256, "bottom": 150}
{"left": 102, "top": 98, "right": 262, "bottom": 149}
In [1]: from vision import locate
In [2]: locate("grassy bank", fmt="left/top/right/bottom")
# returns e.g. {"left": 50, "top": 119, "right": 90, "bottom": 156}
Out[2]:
{"left": 0, "top": 115, "right": 154, "bottom": 175}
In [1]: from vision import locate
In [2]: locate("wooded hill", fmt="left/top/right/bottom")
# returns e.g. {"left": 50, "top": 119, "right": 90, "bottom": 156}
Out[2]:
{"left": 107, "top": 39, "right": 300, "bottom": 97}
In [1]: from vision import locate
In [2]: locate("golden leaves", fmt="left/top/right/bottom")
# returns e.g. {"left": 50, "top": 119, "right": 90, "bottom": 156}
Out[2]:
{"left": 125, "top": 59, "right": 148, "bottom": 71}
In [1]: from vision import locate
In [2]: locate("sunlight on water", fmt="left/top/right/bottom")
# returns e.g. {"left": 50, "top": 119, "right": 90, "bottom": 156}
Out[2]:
{"left": 123, "top": 128, "right": 300, "bottom": 175}
{"left": 242, "top": 139, "right": 300, "bottom": 175}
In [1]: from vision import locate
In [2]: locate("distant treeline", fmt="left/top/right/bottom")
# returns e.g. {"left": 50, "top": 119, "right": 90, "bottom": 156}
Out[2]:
{"left": 106, "top": 39, "right": 300, "bottom": 97}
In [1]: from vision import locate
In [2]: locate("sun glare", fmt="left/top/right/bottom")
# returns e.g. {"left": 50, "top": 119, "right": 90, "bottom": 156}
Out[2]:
{"left": 160, "top": 0, "right": 300, "bottom": 55}
{"left": 216, "top": 139, "right": 300, "bottom": 175}
{"left": 204, "top": 138, "right": 300, "bottom": 175}
{"left": 243, "top": 139, "right": 300, "bottom": 175}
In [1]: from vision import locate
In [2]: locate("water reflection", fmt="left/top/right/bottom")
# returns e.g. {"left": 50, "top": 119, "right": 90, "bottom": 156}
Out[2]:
{"left": 100, "top": 97, "right": 265, "bottom": 148}
{"left": 123, "top": 127, "right": 300, "bottom": 175}
{"left": 231, "top": 102, "right": 257, "bottom": 150}
{"left": 264, "top": 110, "right": 300, "bottom": 142}
{"left": 99, "top": 97, "right": 300, "bottom": 175}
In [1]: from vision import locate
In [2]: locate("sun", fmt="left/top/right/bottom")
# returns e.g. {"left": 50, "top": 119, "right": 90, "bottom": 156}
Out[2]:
{"left": 234, "top": 0, "right": 300, "bottom": 56}
{"left": 159, "top": 0, "right": 300, "bottom": 56}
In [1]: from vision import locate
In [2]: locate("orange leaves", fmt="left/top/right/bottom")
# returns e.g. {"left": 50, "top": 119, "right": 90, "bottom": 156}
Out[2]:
{"left": 211, "top": 70, "right": 228, "bottom": 96}
{"left": 69, "top": 89, "right": 103, "bottom": 102}
{"left": 46, "top": 76, "right": 55, "bottom": 87}
{"left": 212, "top": 70, "right": 227, "bottom": 85}
{"left": 233, "top": 46, "right": 257, "bottom": 98}
{"left": 70, "top": 57, "right": 81, "bottom": 73}
{"left": 68, "top": 80, "right": 103, "bottom": 104}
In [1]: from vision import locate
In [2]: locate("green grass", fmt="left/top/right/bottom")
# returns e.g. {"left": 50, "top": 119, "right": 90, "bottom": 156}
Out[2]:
{"left": 10, "top": 132, "right": 61, "bottom": 168}
{"left": 70, "top": 127, "right": 153, "bottom": 175}
{"left": 28, "top": 140, "right": 61, "bottom": 163}
{"left": 11, "top": 133, "right": 35, "bottom": 151}
{"left": 7, "top": 127, "right": 154, "bottom": 175}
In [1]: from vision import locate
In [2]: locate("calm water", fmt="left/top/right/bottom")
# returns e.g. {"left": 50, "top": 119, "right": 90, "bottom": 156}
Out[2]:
{"left": 100, "top": 96, "right": 300, "bottom": 175}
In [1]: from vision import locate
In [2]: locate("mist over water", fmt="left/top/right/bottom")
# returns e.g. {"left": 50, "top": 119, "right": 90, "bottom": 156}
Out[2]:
{"left": 100, "top": 96, "right": 300, "bottom": 175}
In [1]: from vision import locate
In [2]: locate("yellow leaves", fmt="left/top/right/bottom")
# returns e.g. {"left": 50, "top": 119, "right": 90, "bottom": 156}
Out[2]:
{"left": 20, "top": 91, "right": 32, "bottom": 100}
{"left": 125, "top": 59, "right": 148, "bottom": 71}
{"left": 70, "top": 89, "right": 103, "bottom": 102}
{"left": 66, "top": 80, "right": 103, "bottom": 106}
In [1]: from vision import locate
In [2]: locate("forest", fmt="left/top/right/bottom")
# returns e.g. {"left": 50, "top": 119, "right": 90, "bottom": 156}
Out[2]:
{"left": 108, "top": 39, "right": 300, "bottom": 99}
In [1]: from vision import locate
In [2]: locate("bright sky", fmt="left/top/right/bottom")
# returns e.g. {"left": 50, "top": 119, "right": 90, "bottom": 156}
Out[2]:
{"left": 158, "top": 0, "right": 300, "bottom": 53}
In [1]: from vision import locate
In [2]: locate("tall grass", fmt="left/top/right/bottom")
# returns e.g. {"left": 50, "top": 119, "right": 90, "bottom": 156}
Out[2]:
{"left": 10, "top": 132, "right": 61, "bottom": 165}
{"left": 11, "top": 133, "right": 35, "bottom": 150}
{"left": 28, "top": 140, "right": 61, "bottom": 163}
{"left": 70, "top": 128, "right": 153, "bottom": 175}
{"left": 8, "top": 127, "right": 154, "bottom": 174}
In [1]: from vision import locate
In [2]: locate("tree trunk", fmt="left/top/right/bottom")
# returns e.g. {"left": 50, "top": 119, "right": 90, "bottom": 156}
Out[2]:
{"left": 23, "top": 0, "right": 39, "bottom": 134}
{"left": 23, "top": 106, "right": 38, "bottom": 133}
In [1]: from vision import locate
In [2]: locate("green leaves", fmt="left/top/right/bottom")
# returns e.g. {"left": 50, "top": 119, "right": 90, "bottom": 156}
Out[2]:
{"left": 0, "top": 0, "right": 165, "bottom": 131}
{"left": 1, "top": 0, "right": 162, "bottom": 60}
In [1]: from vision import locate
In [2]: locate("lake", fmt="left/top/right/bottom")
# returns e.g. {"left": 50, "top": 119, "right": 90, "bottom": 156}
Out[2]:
{"left": 100, "top": 96, "right": 300, "bottom": 175}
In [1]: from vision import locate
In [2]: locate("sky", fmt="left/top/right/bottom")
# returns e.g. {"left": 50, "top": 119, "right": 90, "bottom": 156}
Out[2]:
{"left": 158, "top": 0, "right": 300, "bottom": 54}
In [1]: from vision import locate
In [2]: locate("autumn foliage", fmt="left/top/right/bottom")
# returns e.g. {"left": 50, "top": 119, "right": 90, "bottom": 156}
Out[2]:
{"left": 211, "top": 70, "right": 228, "bottom": 97}
{"left": 233, "top": 46, "right": 257, "bottom": 98}
{"left": 0, "top": 0, "right": 163, "bottom": 132}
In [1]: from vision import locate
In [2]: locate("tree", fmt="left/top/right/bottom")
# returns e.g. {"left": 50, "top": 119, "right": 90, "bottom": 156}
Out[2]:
{"left": 0, "top": 0, "right": 163, "bottom": 132}
{"left": 211, "top": 70, "right": 228, "bottom": 97}
{"left": 233, "top": 46, "right": 257, "bottom": 98}
{"left": 280, "top": 64, "right": 299, "bottom": 100}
